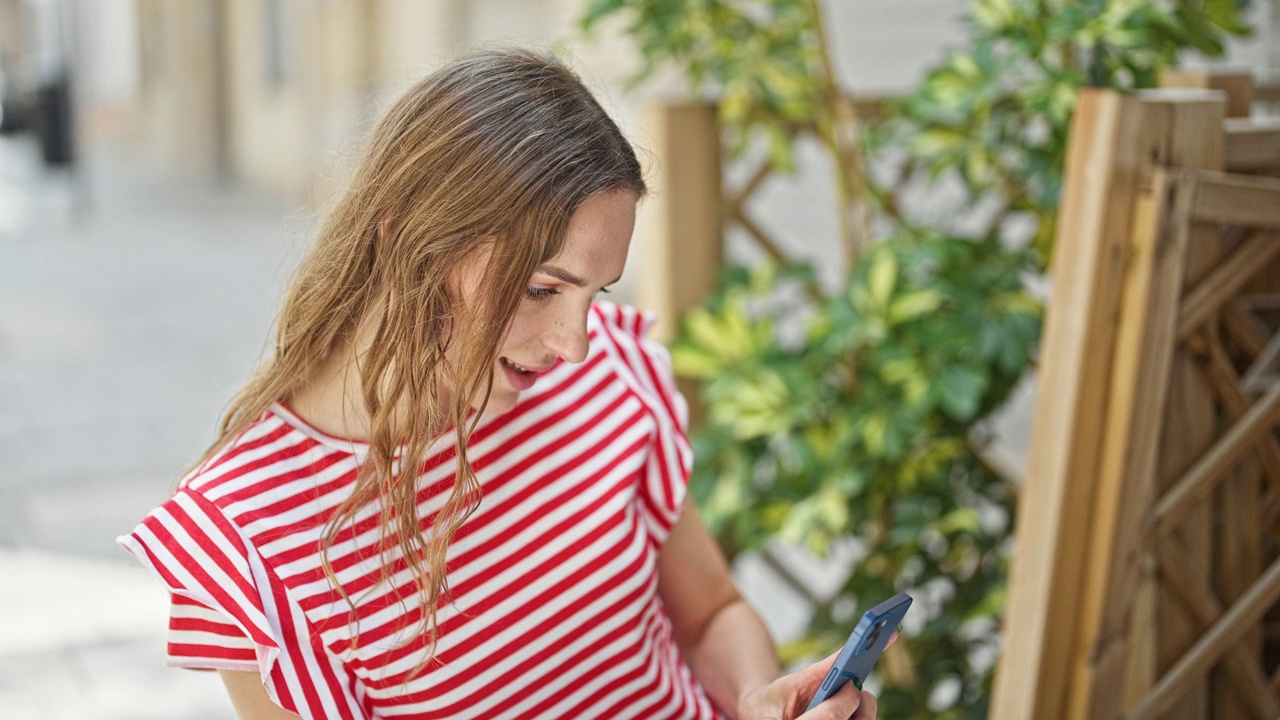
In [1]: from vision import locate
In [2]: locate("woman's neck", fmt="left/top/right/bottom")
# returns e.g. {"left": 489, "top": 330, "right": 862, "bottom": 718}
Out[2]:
{"left": 286, "top": 345, "right": 374, "bottom": 442}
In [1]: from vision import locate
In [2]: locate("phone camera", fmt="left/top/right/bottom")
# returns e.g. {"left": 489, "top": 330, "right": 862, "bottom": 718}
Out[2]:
{"left": 864, "top": 620, "right": 885, "bottom": 651}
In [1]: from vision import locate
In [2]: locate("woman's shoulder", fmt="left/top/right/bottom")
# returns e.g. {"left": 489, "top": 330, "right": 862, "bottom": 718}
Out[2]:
{"left": 587, "top": 301, "right": 687, "bottom": 430}
{"left": 177, "top": 404, "right": 361, "bottom": 517}
{"left": 587, "top": 300, "right": 674, "bottom": 357}
{"left": 587, "top": 301, "right": 670, "bottom": 376}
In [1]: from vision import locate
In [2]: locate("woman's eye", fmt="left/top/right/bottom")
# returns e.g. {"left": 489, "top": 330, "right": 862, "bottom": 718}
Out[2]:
{"left": 525, "top": 286, "right": 558, "bottom": 301}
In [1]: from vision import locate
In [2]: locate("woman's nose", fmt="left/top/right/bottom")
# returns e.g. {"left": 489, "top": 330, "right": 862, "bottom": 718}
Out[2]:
{"left": 543, "top": 306, "right": 590, "bottom": 364}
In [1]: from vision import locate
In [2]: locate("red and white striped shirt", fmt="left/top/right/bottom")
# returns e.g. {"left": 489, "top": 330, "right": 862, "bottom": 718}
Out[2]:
{"left": 119, "top": 303, "right": 720, "bottom": 719}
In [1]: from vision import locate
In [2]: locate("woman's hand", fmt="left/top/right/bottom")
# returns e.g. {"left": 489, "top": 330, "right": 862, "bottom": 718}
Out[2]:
{"left": 734, "top": 649, "right": 885, "bottom": 720}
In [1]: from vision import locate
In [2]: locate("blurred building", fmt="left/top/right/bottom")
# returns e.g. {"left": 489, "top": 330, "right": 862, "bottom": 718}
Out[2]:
{"left": 77, "top": 0, "right": 623, "bottom": 199}
{"left": 6, "top": 0, "right": 1275, "bottom": 203}
{"left": 6, "top": 0, "right": 1032, "bottom": 202}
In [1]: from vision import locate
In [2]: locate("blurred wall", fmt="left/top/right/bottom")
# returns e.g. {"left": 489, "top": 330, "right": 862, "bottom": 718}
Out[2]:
{"left": 133, "top": 0, "right": 223, "bottom": 175}
{"left": 221, "top": 0, "right": 372, "bottom": 198}
{"left": 107, "top": 0, "right": 1269, "bottom": 208}
{"left": 121, "top": 0, "right": 639, "bottom": 200}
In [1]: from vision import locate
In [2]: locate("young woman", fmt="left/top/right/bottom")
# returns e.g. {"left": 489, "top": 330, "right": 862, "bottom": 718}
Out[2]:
{"left": 120, "top": 49, "right": 877, "bottom": 720}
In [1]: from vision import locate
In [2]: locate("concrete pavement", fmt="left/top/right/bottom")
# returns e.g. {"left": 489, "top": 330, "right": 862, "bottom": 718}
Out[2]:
{"left": 0, "top": 133, "right": 300, "bottom": 719}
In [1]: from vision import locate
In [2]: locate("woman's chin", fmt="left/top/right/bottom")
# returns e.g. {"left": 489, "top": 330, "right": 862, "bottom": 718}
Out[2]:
{"left": 478, "top": 389, "right": 520, "bottom": 417}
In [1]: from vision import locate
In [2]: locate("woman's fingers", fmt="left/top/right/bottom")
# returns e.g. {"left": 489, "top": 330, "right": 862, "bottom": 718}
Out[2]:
{"left": 852, "top": 690, "right": 877, "bottom": 719}
{"left": 798, "top": 681, "right": 862, "bottom": 720}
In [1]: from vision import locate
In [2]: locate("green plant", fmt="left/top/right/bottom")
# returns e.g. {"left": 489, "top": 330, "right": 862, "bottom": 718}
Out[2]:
{"left": 582, "top": 1, "right": 1253, "bottom": 717}
{"left": 674, "top": 236, "right": 1039, "bottom": 717}
{"left": 895, "top": 0, "right": 1255, "bottom": 265}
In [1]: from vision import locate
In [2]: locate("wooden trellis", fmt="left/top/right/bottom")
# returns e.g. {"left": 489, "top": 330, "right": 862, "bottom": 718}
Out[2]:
{"left": 993, "top": 82, "right": 1280, "bottom": 720}
{"left": 637, "top": 95, "right": 894, "bottom": 343}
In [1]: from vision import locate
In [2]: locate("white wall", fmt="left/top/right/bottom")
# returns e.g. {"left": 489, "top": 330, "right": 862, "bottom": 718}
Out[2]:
{"left": 74, "top": 0, "right": 140, "bottom": 106}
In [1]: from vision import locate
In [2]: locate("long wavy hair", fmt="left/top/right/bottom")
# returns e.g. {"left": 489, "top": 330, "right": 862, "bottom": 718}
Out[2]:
{"left": 193, "top": 48, "right": 645, "bottom": 663}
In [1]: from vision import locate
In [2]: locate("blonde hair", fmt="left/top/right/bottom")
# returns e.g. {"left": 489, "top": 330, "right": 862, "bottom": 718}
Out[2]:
{"left": 195, "top": 49, "right": 644, "bottom": 665}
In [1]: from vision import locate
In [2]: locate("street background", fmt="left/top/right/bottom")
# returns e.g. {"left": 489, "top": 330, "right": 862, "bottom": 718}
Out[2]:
{"left": 1, "top": 1, "right": 1275, "bottom": 718}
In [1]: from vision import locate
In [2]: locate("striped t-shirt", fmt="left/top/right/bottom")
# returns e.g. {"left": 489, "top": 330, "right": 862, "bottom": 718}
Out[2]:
{"left": 119, "top": 302, "right": 720, "bottom": 720}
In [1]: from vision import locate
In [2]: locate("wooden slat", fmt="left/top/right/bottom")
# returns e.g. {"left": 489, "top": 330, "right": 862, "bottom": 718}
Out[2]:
{"left": 1155, "top": 542, "right": 1280, "bottom": 718}
{"left": 1202, "top": 341, "right": 1278, "bottom": 706}
{"left": 1123, "top": 562, "right": 1160, "bottom": 710}
{"left": 1241, "top": 332, "right": 1280, "bottom": 395}
{"left": 1225, "top": 118, "right": 1280, "bottom": 174}
{"left": 1209, "top": 328, "right": 1267, "bottom": 718}
{"left": 849, "top": 94, "right": 894, "bottom": 121}
{"left": 1266, "top": 492, "right": 1280, "bottom": 534}
{"left": 1176, "top": 230, "right": 1280, "bottom": 340}
{"left": 1152, "top": 381, "right": 1280, "bottom": 535}
{"left": 1174, "top": 491, "right": 1220, "bottom": 720}
{"left": 1201, "top": 338, "right": 1280, "bottom": 499}
{"left": 1129, "top": 553, "right": 1280, "bottom": 720}
{"left": 1213, "top": 451, "right": 1265, "bottom": 718}
{"left": 1256, "top": 82, "right": 1280, "bottom": 104}
{"left": 1073, "top": 169, "right": 1192, "bottom": 720}
{"left": 731, "top": 212, "right": 790, "bottom": 266}
{"left": 1222, "top": 299, "right": 1273, "bottom": 358}
{"left": 1190, "top": 172, "right": 1280, "bottom": 227}
{"left": 723, "top": 156, "right": 776, "bottom": 218}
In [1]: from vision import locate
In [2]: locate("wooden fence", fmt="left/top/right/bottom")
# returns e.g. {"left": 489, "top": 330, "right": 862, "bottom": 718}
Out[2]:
{"left": 992, "top": 77, "right": 1280, "bottom": 720}
{"left": 639, "top": 73, "right": 1280, "bottom": 717}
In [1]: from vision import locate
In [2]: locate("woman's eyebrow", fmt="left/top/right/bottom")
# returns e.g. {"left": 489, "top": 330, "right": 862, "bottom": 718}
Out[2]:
{"left": 537, "top": 265, "right": 622, "bottom": 288}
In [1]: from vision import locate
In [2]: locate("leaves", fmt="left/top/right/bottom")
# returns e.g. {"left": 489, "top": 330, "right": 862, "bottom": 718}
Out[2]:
{"left": 582, "top": 0, "right": 824, "bottom": 168}
{"left": 663, "top": 232, "right": 1039, "bottom": 719}
{"left": 891, "top": 0, "right": 1252, "bottom": 266}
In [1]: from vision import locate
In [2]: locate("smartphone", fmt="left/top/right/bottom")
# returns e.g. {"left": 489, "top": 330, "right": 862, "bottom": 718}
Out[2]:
{"left": 805, "top": 592, "right": 913, "bottom": 712}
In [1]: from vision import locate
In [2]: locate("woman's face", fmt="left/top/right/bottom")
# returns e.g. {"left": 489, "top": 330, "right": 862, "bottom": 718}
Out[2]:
{"left": 462, "top": 188, "right": 636, "bottom": 416}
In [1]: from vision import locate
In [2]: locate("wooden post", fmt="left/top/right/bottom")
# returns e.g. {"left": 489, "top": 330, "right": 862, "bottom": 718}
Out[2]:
{"left": 639, "top": 100, "right": 723, "bottom": 341}
{"left": 992, "top": 89, "right": 1159, "bottom": 720}
{"left": 991, "top": 88, "right": 1227, "bottom": 720}
{"left": 638, "top": 101, "right": 723, "bottom": 423}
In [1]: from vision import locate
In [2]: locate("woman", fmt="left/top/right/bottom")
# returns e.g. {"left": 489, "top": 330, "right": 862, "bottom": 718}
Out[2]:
{"left": 120, "top": 48, "right": 876, "bottom": 720}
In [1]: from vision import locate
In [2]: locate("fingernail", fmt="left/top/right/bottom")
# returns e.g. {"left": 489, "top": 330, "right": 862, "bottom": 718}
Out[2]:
{"left": 897, "top": 623, "right": 903, "bottom": 633}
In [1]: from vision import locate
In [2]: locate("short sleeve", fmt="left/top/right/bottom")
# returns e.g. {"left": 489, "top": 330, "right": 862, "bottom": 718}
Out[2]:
{"left": 591, "top": 302, "right": 693, "bottom": 545}
{"left": 119, "top": 488, "right": 368, "bottom": 719}
{"left": 166, "top": 594, "right": 258, "bottom": 671}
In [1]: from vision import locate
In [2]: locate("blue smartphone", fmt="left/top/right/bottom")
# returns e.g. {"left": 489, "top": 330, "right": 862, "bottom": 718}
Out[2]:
{"left": 805, "top": 592, "right": 913, "bottom": 712}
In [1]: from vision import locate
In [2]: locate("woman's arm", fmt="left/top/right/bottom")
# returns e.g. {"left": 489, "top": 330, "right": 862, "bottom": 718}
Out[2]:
{"left": 218, "top": 671, "right": 303, "bottom": 720}
{"left": 657, "top": 498, "right": 877, "bottom": 720}
{"left": 656, "top": 497, "right": 781, "bottom": 716}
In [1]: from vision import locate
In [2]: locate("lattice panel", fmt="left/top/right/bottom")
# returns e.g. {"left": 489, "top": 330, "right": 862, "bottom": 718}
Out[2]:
{"left": 1125, "top": 170, "right": 1280, "bottom": 719}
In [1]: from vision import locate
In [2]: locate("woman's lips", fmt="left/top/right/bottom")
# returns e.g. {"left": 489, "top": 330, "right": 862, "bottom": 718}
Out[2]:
{"left": 499, "top": 357, "right": 544, "bottom": 391}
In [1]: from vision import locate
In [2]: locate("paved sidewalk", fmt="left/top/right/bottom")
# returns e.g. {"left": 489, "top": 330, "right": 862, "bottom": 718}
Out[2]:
{"left": 0, "top": 134, "right": 303, "bottom": 718}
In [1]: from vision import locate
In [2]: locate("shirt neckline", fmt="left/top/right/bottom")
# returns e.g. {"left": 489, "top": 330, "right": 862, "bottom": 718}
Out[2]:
{"left": 269, "top": 400, "right": 372, "bottom": 455}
